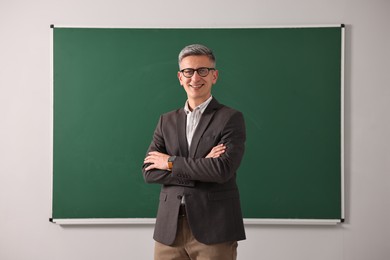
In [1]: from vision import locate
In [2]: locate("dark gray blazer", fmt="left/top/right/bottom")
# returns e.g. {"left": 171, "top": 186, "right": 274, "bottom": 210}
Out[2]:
{"left": 142, "top": 98, "right": 246, "bottom": 246}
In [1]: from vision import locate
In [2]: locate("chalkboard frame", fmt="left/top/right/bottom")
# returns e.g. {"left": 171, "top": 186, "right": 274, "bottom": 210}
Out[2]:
{"left": 50, "top": 25, "right": 345, "bottom": 225}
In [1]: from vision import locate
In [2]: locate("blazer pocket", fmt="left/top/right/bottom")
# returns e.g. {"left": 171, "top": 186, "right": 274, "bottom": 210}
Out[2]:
{"left": 208, "top": 189, "right": 239, "bottom": 201}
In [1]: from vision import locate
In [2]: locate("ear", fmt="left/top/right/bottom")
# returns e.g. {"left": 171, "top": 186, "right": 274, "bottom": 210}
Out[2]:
{"left": 212, "top": 70, "right": 219, "bottom": 84}
{"left": 177, "top": 71, "right": 183, "bottom": 85}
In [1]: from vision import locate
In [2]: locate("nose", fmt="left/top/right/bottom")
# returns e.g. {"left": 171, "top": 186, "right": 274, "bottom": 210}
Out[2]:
{"left": 191, "top": 71, "right": 202, "bottom": 80}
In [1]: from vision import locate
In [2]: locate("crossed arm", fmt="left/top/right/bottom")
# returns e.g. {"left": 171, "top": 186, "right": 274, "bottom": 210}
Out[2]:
{"left": 143, "top": 111, "right": 245, "bottom": 185}
{"left": 143, "top": 144, "right": 226, "bottom": 171}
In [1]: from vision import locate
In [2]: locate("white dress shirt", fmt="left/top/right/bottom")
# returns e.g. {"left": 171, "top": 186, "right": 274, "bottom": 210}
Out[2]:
{"left": 181, "top": 96, "right": 213, "bottom": 204}
{"left": 184, "top": 96, "right": 213, "bottom": 149}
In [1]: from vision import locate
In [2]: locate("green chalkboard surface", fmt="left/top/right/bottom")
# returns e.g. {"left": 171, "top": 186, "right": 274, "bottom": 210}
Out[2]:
{"left": 52, "top": 26, "right": 344, "bottom": 223}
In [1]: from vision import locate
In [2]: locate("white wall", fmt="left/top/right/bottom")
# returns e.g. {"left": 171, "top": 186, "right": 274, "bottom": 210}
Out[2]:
{"left": 1, "top": 0, "right": 389, "bottom": 259}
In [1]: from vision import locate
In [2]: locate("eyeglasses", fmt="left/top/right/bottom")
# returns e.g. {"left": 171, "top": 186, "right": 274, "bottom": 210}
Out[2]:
{"left": 179, "top": 67, "right": 215, "bottom": 78}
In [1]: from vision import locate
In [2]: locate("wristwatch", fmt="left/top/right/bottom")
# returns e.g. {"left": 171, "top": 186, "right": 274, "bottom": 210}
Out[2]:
{"left": 167, "top": 156, "right": 176, "bottom": 170}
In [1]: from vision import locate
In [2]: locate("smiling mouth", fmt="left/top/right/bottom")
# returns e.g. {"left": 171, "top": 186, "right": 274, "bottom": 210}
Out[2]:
{"left": 190, "top": 84, "right": 204, "bottom": 89}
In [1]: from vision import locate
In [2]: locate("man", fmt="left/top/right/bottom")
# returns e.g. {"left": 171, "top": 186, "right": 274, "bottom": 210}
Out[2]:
{"left": 143, "top": 44, "right": 246, "bottom": 260}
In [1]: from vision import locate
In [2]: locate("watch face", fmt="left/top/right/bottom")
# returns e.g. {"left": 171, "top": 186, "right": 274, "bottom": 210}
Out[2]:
{"left": 168, "top": 156, "right": 176, "bottom": 162}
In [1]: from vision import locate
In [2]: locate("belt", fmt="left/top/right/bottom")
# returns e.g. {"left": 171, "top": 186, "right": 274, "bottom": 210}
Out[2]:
{"left": 178, "top": 204, "right": 186, "bottom": 217}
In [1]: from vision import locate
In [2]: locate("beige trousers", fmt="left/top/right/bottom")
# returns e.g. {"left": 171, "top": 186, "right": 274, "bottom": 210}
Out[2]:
{"left": 154, "top": 216, "right": 238, "bottom": 260}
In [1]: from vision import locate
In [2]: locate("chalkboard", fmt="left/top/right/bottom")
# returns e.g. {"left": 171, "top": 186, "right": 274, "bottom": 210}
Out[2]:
{"left": 51, "top": 26, "right": 344, "bottom": 224}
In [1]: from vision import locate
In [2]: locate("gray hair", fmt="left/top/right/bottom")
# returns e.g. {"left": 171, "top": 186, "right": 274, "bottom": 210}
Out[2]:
{"left": 178, "top": 44, "right": 216, "bottom": 66}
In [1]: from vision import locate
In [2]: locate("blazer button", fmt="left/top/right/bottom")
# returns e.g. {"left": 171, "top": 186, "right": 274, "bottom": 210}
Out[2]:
{"left": 177, "top": 195, "right": 182, "bottom": 200}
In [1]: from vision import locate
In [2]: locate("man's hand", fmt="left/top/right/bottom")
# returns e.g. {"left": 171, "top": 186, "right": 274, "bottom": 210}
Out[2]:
{"left": 206, "top": 144, "right": 226, "bottom": 158}
{"left": 144, "top": 151, "right": 170, "bottom": 171}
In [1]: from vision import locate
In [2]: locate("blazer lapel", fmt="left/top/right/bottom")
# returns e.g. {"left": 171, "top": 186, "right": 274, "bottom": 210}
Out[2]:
{"left": 189, "top": 98, "right": 221, "bottom": 158}
{"left": 177, "top": 109, "right": 189, "bottom": 157}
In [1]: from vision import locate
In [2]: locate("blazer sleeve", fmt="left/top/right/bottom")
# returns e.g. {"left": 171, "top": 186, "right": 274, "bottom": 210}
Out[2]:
{"left": 142, "top": 116, "right": 195, "bottom": 187}
{"left": 171, "top": 111, "right": 246, "bottom": 184}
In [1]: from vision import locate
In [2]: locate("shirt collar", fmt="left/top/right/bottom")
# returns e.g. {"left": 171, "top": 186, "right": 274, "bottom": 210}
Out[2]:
{"left": 184, "top": 96, "right": 213, "bottom": 115}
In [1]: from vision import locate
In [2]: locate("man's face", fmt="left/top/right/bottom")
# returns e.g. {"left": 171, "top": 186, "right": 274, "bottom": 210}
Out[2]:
{"left": 178, "top": 55, "right": 218, "bottom": 107}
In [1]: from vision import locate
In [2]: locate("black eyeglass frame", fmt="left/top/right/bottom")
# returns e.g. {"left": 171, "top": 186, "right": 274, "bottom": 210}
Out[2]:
{"left": 179, "top": 67, "right": 216, "bottom": 78}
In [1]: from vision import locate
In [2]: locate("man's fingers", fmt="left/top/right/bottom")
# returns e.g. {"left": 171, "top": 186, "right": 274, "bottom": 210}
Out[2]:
{"left": 212, "top": 144, "right": 225, "bottom": 152}
{"left": 212, "top": 145, "right": 226, "bottom": 154}
{"left": 207, "top": 144, "right": 226, "bottom": 158}
{"left": 144, "top": 151, "right": 170, "bottom": 171}
{"left": 206, "top": 144, "right": 226, "bottom": 158}
{"left": 144, "top": 156, "right": 154, "bottom": 163}
{"left": 144, "top": 153, "right": 160, "bottom": 162}
{"left": 215, "top": 147, "right": 225, "bottom": 153}
{"left": 145, "top": 164, "right": 155, "bottom": 171}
